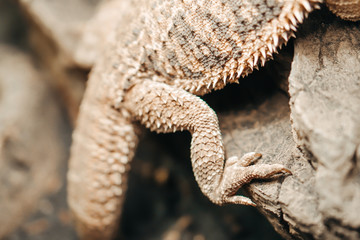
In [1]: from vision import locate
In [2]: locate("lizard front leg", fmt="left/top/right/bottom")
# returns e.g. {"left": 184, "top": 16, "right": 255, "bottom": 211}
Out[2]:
{"left": 123, "top": 80, "right": 290, "bottom": 206}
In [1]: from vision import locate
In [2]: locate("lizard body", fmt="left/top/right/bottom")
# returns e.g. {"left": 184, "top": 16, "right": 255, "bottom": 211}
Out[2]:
{"left": 326, "top": 0, "right": 360, "bottom": 21}
{"left": 67, "top": 0, "right": 323, "bottom": 239}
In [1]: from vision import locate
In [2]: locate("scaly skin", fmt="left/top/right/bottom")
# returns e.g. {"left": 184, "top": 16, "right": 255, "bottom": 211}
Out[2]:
{"left": 67, "top": 0, "right": 323, "bottom": 239}
{"left": 325, "top": 0, "right": 360, "bottom": 21}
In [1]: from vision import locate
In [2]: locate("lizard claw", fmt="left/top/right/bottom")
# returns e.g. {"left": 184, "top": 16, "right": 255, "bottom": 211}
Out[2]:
{"left": 226, "top": 152, "right": 262, "bottom": 168}
{"left": 215, "top": 152, "right": 291, "bottom": 205}
{"left": 224, "top": 195, "right": 256, "bottom": 206}
{"left": 281, "top": 167, "right": 292, "bottom": 175}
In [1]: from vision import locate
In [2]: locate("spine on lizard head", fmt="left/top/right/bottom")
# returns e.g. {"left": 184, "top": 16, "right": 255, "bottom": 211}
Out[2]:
{"left": 121, "top": 0, "right": 323, "bottom": 97}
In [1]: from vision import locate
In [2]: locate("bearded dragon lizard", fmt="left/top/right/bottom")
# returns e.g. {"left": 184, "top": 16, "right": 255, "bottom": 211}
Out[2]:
{"left": 67, "top": 0, "right": 359, "bottom": 239}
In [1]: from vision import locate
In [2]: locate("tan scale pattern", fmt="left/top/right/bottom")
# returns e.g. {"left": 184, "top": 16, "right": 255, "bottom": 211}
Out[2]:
{"left": 124, "top": 80, "right": 226, "bottom": 203}
{"left": 326, "top": 0, "right": 360, "bottom": 21}
{"left": 68, "top": 97, "right": 139, "bottom": 239}
{"left": 123, "top": 80, "right": 290, "bottom": 205}
{"left": 137, "top": 0, "right": 323, "bottom": 95}
{"left": 68, "top": 52, "right": 140, "bottom": 239}
{"left": 64, "top": 0, "right": 360, "bottom": 239}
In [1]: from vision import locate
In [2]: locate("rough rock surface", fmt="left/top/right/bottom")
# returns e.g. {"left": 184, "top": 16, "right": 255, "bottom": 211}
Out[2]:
{"left": 220, "top": 10, "right": 360, "bottom": 240}
{"left": 216, "top": 73, "right": 300, "bottom": 240}
{"left": 289, "top": 11, "right": 360, "bottom": 239}
{"left": 220, "top": 8, "right": 360, "bottom": 239}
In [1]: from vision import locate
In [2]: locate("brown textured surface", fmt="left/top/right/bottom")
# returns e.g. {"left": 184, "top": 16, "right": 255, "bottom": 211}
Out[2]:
{"left": 288, "top": 11, "right": 360, "bottom": 239}
{"left": 222, "top": 11, "right": 360, "bottom": 240}
{"left": 325, "top": 0, "right": 360, "bottom": 21}
{"left": 219, "top": 87, "right": 296, "bottom": 240}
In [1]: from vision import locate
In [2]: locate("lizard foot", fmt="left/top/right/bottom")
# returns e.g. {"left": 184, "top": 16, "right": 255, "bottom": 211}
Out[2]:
{"left": 214, "top": 153, "right": 291, "bottom": 206}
